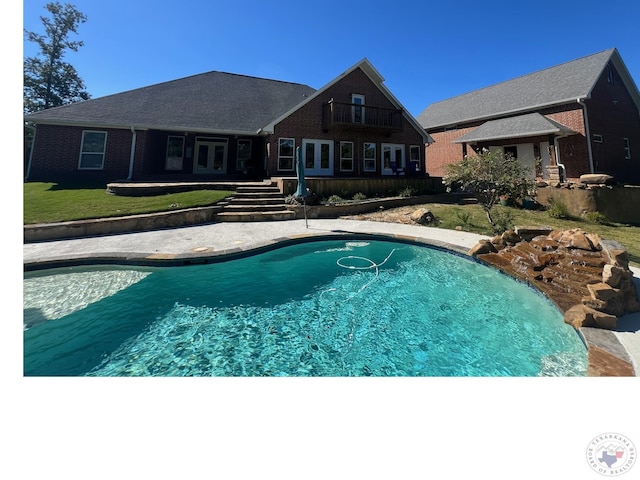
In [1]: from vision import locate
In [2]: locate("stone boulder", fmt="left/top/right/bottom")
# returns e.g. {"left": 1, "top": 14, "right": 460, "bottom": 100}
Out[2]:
{"left": 550, "top": 228, "right": 601, "bottom": 251}
{"left": 564, "top": 304, "right": 617, "bottom": 329}
{"left": 602, "top": 264, "right": 624, "bottom": 288}
{"left": 514, "top": 226, "right": 554, "bottom": 241}
{"left": 410, "top": 208, "right": 436, "bottom": 225}
{"left": 580, "top": 173, "right": 615, "bottom": 185}
{"left": 468, "top": 239, "right": 498, "bottom": 256}
{"left": 501, "top": 229, "right": 521, "bottom": 245}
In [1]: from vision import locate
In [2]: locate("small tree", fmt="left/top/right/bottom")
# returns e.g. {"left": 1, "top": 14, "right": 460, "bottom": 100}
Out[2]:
{"left": 443, "top": 149, "right": 535, "bottom": 232}
{"left": 24, "top": 2, "right": 90, "bottom": 113}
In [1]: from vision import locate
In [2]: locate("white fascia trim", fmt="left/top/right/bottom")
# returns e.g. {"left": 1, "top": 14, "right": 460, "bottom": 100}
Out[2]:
{"left": 453, "top": 129, "right": 577, "bottom": 144}
{"left": 261, "top": 58, "right": 432, "bottom": 143}
{"left": 610, "top": 49, "right": 640, "bottom": 111}
{"left": 260, "top": 60, "right": 374, "bottom": 134}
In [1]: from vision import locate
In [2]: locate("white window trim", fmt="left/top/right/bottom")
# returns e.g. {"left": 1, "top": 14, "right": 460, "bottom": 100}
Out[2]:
{"left": 363, "top": 142, "right": 376, "bottom": 172}
{"left": 351, "top": 94, "right": 365, "bottom": 124}
{"left": 78, "top": 130, "right": 107, "bottom": 170}
{"left": 302, "top": 139, "right": 334, "bottom": 175}
{"left": 165, "top": 135, "right": 185, "bottom": 171}
{"left": 278, "top": 138, "right": 295, "bottom": 171}
{"left": 340, "top": 141, "right": 354, "bottom": 172}
{"left": 409, "top": 145, "right": 421, "bottom": 171}
{"left": 381, "top": 143, "right": 405, "bottom": 175}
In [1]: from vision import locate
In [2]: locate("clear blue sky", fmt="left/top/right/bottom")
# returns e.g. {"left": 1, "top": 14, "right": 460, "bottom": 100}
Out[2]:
{"left": 22, "top": 0, "right": 640, "bottom": 117}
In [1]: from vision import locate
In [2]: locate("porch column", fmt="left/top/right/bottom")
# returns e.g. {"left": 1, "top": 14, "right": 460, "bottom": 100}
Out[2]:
{"left": 546, "top": 135, "right": 560, "bottom": 181}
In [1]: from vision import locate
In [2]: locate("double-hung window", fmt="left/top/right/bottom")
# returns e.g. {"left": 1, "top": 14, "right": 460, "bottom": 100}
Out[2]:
{"left": 278, "top": 138, "right": 295, "bottom": 170}
{"left": 363, "top": 142, "right": 376, "bottom": 172}
{"left": 340, "top": 141, "right": 354, "bottom": 171}
{"left": 79, "top": 131, "right": 107, "bottom": 170}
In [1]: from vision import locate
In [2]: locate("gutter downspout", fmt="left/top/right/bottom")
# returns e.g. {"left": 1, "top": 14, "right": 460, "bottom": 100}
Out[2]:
{"left": 554, "top": 133, "right": 569, "bottom": 182}
{"left": 127, "top": 126, "right": 137, "bottom": 180}
{"left": 577, "top": 98, "right": 595, "bottom": 173}
{"left": 24, "top": 124, "right": 36, "bottom": 181}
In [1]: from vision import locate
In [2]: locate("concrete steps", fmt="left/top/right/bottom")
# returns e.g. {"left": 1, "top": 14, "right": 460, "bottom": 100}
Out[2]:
{"left": 217, "top": 184, "right": 295, "bottom": 222}
{"left": 216, "top": 210, "right": 296, "bottom": 221}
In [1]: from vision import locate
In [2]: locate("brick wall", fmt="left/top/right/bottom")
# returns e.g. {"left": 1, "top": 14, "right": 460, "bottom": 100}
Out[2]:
{"left": 28, "top": 124, "right": 134, "bottom": 182}
{"left": 586, "top": 64, "right": 640, "bottom": 184}
{"left": 424, "top": 126, "right": 476, "bottom": 177}
{"left": 267, "top": 67, "right": 426, "bottom": 177}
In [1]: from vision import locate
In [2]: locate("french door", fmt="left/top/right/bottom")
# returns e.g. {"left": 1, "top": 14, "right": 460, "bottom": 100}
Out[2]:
{"left": 194, "top": 140, "right": 227, "bottom": 174}
{"left": 382, "top": 143, "right": 405, "bottom": 175}
{"left": 302, "top": 139, "right": 334, "bottom": 175}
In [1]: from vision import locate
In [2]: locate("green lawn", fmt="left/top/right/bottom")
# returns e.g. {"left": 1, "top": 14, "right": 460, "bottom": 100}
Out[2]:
{"left": 24, "top": 182, "right": 233, "bottom": 224}
{"left": 23, "top": 182, "right": 640, "bottom": 267}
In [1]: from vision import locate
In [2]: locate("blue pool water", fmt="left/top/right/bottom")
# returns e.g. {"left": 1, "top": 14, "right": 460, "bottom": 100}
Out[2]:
{"left": 23, "top": 239, "right": 588, "bottom": 376}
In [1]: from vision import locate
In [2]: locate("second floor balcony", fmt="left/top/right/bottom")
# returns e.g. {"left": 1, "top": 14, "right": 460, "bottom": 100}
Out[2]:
{"left": 322, "top": 100, "right": 403, "bottom": 133}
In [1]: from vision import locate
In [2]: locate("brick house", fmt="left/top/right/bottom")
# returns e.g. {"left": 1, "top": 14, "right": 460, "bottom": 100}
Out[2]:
{"left": 24, "top": 59, "right": 432, "bottom": 183}
{"left": 417, "top": 48, "right": 640, "bottom": 185}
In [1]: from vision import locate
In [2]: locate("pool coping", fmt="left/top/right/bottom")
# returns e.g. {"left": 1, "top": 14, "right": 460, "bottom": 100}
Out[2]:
{"left": 23, "top": 227, "right": 639, "bottom": 377}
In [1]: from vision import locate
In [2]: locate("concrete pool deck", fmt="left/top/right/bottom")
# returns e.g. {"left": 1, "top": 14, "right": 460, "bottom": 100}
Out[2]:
{"left": 22, "top": 218, "right": 640, "bottom": 376}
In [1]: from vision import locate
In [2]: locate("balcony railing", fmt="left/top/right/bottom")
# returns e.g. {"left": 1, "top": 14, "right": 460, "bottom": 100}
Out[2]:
{"left": 322, "top": 101, "right": 403, "bottom": 132}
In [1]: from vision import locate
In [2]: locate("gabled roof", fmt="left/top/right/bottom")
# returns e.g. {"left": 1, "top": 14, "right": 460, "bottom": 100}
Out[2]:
{"left": 417, "top": 48, "right": 640, "bottom": 130}
{"left": 24, "top": 71, "right": 316, "bottom": 135}
{"left": 452, "top": 112, "right": 577, "bottom": 143}
{"left": 261, "top": 58, "right": 433, "bottom": 143}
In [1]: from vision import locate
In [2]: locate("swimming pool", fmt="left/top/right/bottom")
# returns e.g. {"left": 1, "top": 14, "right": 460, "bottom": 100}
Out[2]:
{"left": 23, "top": 238, "right": 588, "bottom": 376}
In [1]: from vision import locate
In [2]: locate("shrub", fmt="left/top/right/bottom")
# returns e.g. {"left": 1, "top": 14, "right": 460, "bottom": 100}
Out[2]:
{"left": 398, "top": 186, "right": 417, "bottom": 198}
{"left": 352, "top": 192, "right": 367, "bottom": 201}
{"left": 327, "top": 195, "right": 344, "bottom": 204}
{"left": 546, "top": 197, "right": 573, "bottom": 219}
{"left": 454, "top": 208, "right": 472, "bottom": 231}
{"left": 583, "top": 211, "right": 607, "bottom": 225}
{"left": 493, "top": 210, "right": 515, "bottom": 234}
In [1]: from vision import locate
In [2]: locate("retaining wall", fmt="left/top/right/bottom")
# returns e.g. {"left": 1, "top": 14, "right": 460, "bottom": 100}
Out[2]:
{"left": 535, "top": 184, "right": 640, "bottom": 225}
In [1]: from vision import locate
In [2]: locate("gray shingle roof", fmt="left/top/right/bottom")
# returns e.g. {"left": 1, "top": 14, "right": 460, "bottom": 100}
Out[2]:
{"left": 417, "top": 49, "right": 617, "bottom": 129}
{"left": 452, "top": 112, "right": 577, "bottom": 143}
{"left": 24, "top": 71, "right": 316, "bottom": 134}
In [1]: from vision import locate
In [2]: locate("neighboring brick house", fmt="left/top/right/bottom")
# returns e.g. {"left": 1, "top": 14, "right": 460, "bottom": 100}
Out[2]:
{"left": 24, "top": 59, "right": 432, "bottom": 183}
{"left": 417, "top": 48, "right": 640, "bottom": 185}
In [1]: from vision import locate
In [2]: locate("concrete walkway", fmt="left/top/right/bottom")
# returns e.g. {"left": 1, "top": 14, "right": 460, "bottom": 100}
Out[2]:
{"left": 23, "top": 218, "right": 640, "bottom": 375}
{"left": 23, "top": 219, "right": 486, "bottom": 264}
